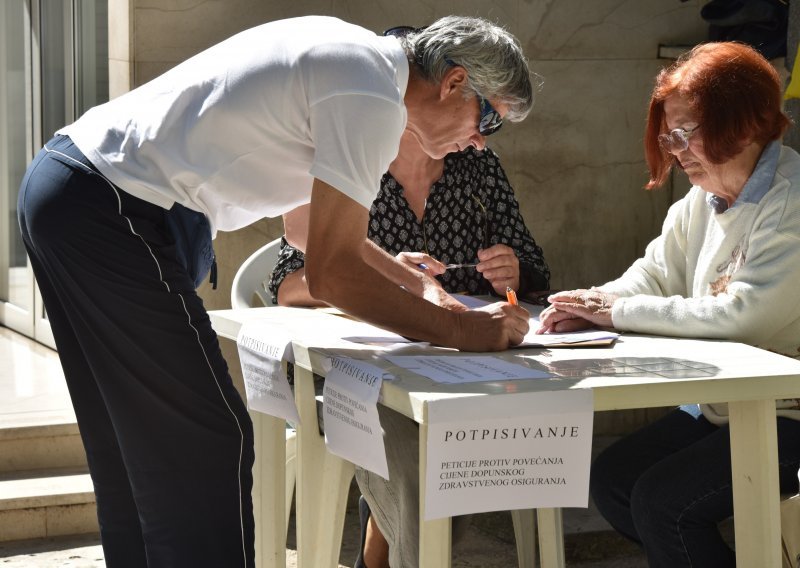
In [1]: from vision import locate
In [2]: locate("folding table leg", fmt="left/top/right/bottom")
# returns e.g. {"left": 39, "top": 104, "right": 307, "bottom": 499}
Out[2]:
{"left": 419, "top": 422, "right": 452, "bottom": 567}
{"left": 537, "top": 508, "right": 564, "bottom": 568}
{"left": 729, "top": 399, "right": 781, "bottom": 567}
{"left": 250, "top": 411, "right": 286, "bottom": 568}
{"left": 294, "top": 364, "right": 355, "bottom": 568}
{"left": 511, "top": 509, "right": 537, "bottom": 568}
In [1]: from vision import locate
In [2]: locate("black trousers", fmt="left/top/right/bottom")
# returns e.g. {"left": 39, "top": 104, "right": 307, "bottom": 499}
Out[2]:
{"left": 17, "top": 135, "right": 255, "bottom": 568}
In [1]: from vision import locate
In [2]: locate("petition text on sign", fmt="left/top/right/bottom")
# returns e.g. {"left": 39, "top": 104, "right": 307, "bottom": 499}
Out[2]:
{"left": 236, "top": 322, "right": 300, "bottom": 425}
{"left": 323, "top": 357, "right": 389, "bottom": 479}
{"left": 425, "top": 390, "right": 593, "bottom": 520}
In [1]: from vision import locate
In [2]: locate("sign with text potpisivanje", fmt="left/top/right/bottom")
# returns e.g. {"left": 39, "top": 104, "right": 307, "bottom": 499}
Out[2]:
{"left": 424, "top": 390, "right": 593, "bottom": 520}
{"left": 323, "top": 357, "right": 389, "bottom": 480}
{"left": 236, "top": 321, "right": 300, "bottom": 426}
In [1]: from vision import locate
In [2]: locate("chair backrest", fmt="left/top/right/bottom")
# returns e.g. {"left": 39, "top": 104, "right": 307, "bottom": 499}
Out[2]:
{"left": 231, "top": 238, "right": 282, "bottom": 308}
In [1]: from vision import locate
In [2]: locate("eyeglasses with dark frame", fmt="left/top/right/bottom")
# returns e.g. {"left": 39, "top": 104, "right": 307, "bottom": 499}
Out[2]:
{"left": 658, "top": 125, "right": 700, "bottom": 153}
{"left": 383, "top": 26, "right": 503, "bottom": 137}
{"left": 382, "top": 25, "right": 420, "bottom": 38}
{"left": 444, "top": 57, "right": 503, "bottom": 137}
{"left": 474, "top": 95, "right": 503, "bottom": 137}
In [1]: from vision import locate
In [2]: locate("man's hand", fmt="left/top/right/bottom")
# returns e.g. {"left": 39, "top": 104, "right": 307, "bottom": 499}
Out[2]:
{"left": 455, "top": 302, "right": 530, "bottom": 351}
{"left": 395, "top": 251, "right": 446, "bottom": 277}
{"left": 419, "top": 273, "right": 468, "bottom": 312}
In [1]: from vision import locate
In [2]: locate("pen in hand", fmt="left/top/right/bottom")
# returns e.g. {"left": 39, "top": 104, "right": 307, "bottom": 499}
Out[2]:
{"left": 417, "top": 262, "right": 478, "bottom": 271}
{"left": 506, "top": 286, "right": 518, "bottom": 306}
{"left": 444, "top": 263, "right": 478, "bottom": 270}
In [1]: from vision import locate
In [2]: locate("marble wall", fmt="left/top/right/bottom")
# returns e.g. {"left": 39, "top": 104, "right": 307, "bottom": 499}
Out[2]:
{"left": 112, "top": 0, "right": 710, "bottom": 312}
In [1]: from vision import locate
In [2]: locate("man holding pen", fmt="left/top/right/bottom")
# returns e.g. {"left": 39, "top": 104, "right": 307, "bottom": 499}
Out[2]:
{"left": 507, "top": 286, "right": 519, "bottom": 305}
{"left": 280, "top": 18, "right": 533, "bottom": 352}
{"left": 17, "top": 14, "right": 532, "bottom": 567}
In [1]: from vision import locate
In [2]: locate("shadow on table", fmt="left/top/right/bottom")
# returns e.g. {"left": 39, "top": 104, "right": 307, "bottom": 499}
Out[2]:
{"left": 539, "top": 356, "right": 720, "bottom": 381}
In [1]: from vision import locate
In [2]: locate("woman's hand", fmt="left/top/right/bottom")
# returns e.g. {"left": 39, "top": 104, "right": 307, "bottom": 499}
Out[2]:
{"left": 537, "top": 289, "right": 618, "bottom": 333}
{"left": 476, "top": 244, "right": 520, "bottom": 295}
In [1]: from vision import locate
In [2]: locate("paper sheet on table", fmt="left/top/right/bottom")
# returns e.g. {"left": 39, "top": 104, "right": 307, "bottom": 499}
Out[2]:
{"left": 383, "top": 355, "right": 551, "bottom": 384}
{"left": 236, "top": 321, "right": 300, "bottom": 425}
{"left": 518, "top": 329, "right": 618, "bottom": 347}
{"left": 424, "top": 389, "right": 594, "bottom": 519}
{"left": 451, "top": 294, "right": 618, "bottom": 347}
{"left": 342, "top": 336, "right": 413, "bottom": 344}
{"left": 452, "top": 294, "right": 495, "bottom": 309}
{"left": 322, "top": 357, "right": 389, "bottom": 479}
{"left": 309, "top": 311, "right": 425, "bottom": 347}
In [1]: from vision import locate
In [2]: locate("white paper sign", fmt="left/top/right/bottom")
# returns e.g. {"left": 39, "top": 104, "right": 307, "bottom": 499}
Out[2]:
{"left": 323, "top": 357, "right": 389, "bottom": 479}
{"left": 425, "top": 390, "right": 593, "bottom": 520}
{"left": 236, "top": 321, "right": 300, "bottom": 425}
{"left": 384, "top": 355, "right": 551, "bottom": 384}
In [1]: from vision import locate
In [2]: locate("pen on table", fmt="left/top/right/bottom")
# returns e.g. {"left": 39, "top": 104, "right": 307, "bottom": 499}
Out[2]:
{"left": 506, "top": 286, "right": 518, "bottom": 306}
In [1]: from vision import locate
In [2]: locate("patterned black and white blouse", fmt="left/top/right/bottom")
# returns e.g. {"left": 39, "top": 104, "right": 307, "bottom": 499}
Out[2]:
{"left": 267, "top": 146, "right": 550, "bottom": 301}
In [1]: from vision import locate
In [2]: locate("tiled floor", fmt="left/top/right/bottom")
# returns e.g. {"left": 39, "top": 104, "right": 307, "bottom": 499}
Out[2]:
{"left": 0, "top": 506, "right": 648, "bottom": 568}
{"left": 0, "top": 326, "right": 74, "bottom": 430}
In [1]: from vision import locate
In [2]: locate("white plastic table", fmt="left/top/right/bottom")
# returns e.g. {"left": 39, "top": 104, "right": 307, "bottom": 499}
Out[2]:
{"left": 210, "top": 306, "right": 800, "bottom": 568}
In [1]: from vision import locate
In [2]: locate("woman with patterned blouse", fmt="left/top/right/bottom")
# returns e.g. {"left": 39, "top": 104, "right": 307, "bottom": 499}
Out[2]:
{"left": 268, "top": 131, "right": 549, "bottom": 305}
{"left": 267, "top": 130, "right": 549, "bottom": 568}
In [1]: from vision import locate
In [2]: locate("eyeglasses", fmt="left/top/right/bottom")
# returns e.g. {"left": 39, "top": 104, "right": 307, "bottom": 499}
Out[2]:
{"left": 382, "top": 26, "right": 420, "bottom": 38}
{"left": 658, "top": 125, "right": 700, "bottom": 153}
{"left": 470, "top": 194, "right": 490, "bottom": 250}
{"left": 443, "top": 57, "right": 503, "bottom": 137}
{"left": 438, "top": 70, "right": 504, "bottom": 136}
{"left": 476, "top": 95, "right": 503, "bottom": 137}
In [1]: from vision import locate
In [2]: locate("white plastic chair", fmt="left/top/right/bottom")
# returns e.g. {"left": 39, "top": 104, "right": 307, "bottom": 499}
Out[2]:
{"left": 231, "top": 238, "right": 282, "bottom": 310}
{"left": 230, "top": 238, "right": 297, "bottom": 540}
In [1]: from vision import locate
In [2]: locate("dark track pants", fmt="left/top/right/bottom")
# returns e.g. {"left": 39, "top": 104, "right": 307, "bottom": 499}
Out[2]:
{"left": 17, "top": 135, "right": 255, "bottom": 568}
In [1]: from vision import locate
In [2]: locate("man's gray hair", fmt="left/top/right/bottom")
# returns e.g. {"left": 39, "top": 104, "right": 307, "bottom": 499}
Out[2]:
{"left": 402, "top": 16, "right": 539, "bottom": 122}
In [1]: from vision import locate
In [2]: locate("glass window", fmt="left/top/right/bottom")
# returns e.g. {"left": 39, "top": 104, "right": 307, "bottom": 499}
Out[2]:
{"left": 40, "top": 0, "right": 109, "bottom": 143}
{"left": 75, "top": 0, "right": 109, "bottom": 115}
{"left": 41, "top": 0, "right": 71, "bottom": 141}
{"left": 0, "top": 0, "right": 108, "bottom": 333}
{"left": 1, "top": 0, "right": 30, "bottom": 308}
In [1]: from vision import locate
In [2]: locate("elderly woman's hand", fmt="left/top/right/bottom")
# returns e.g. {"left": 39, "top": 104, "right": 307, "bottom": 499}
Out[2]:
{"left": 537, "top": 289, "right": 618, "bottom": 333}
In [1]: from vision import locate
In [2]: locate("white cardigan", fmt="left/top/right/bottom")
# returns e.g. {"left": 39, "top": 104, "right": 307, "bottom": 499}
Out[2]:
{"left": 599, "top": 142, "right": 800, "bottom": 423}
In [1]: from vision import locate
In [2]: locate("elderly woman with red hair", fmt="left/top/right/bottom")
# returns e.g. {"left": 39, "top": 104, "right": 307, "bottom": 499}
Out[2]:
{"left": 538, "top": 42, "right": 800, "bottom": 566}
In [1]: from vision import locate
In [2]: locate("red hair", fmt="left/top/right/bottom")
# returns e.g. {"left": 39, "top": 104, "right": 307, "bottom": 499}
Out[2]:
{"left": 644, "top": 42, "right": 792, "bottom": 189}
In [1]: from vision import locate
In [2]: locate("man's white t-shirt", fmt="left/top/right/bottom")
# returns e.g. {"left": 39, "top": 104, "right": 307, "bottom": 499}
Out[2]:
{"left": 59, "top": 16, "right": 409, "bottom": 234}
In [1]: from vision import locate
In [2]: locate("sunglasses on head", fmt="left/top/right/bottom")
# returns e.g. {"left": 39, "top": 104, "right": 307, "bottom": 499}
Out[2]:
{"left": 382, "top": 25, "right": 421, "bottom": 38}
